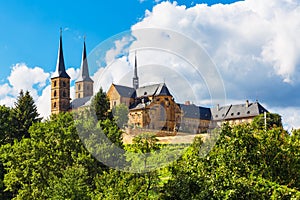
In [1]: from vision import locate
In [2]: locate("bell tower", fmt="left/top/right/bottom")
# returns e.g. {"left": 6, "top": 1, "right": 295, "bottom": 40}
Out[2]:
{"left": 51, "top": 29, "right": 71, "bottom": 114}
{"left": 75, "top": 38, "right": 93, "bottom": 99}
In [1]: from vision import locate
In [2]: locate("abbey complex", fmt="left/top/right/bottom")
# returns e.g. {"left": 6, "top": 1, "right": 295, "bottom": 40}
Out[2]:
{"left": 51, "top": 33, "right": 268, "bottom": 134}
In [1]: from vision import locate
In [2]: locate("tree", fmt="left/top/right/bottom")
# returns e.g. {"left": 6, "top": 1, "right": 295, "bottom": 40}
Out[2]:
{"left": 93, "top": 133, "right": 162, "bottom": 199}
{"left": 252, "top": 112, "right": 283, "bottom": 129}
{"left": 163, "top": 122, "right": 300, "bottom": 199}
{"left": 0, "top": 105, "right": 14, "bottom": 145}
{"left": 0, "top": 105, "right": 14, "bottom": 200}
{"left": 0, "top": 112, "right": 99, "bottom": 199}
{"left": 112, "top": 103, "right": 129, "bottom": 128}
{"left": 91, "top": 87, "right": 110, "bottom": 121}
{"left": 45, "top": 165, "right": 92, "bottom": 200}
{"left": 12, "top": 90, "right": 40, "bottom": 139}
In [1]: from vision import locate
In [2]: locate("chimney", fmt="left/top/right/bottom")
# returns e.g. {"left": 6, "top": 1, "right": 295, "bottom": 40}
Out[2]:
{"left": 246, "top": 100, "right": 249, "bottom": 108}
{"left": 217, "top": 104, "right": 219, "bottom": 110}
{"left": 185, "top": 101, "right": 190, "bottom": 105}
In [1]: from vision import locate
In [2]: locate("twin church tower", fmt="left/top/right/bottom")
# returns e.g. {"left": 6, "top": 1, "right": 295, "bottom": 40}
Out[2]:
{"left": 50, "top": 31, "right": 93, "bottom": 114}
{"left": 50, "top": 30, "right": 139, "bottom": 115}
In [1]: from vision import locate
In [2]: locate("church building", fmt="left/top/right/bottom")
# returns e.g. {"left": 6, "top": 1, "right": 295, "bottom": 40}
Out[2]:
{"left": 51, "top": 31, "right": 94, "bottom": 114}
{"left": 51, "top": 31, "right": 269, "bottom": 133}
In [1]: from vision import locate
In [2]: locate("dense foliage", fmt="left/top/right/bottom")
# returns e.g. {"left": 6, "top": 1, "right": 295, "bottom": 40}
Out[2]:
{"left": 0, "top": 91, "right": 299, "bottom": 199}
{"left": 91, "top": 87, "right": 110, "bottom": 121}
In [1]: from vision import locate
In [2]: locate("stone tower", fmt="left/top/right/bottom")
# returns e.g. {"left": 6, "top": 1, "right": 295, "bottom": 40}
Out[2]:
{"left": 75, "top": 38, "right": 93, "bottom": 99}
{"left": 51, "top": 30, "right": 71, "bottom": 114}
{"left": 132, "top": 52, "right": 139, "bottom": 90}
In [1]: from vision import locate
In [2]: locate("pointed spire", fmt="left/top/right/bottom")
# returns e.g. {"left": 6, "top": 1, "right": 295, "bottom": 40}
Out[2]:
{"left": 132, "top": 51, "right": 139, "bottom": 89}
{"left": 134, "top": 51, "right": 138, "bottom": 78}
{"left": 76, "top": 37, "right": 93, "bottom": 82}
{"left": 52, "top": 28, "right": 70, "bottom": 79}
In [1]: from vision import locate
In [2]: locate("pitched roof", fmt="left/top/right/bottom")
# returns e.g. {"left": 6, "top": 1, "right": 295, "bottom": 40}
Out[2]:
{"left": 178, "top": 104, "right": 211, "bottom": 120}
{"left": 211, "top": 101, "right": 268, "bottom": 121}
{"left": 136, "top": 83, "right": 172, "bottom": 97}
{"left": 76, "top": 40, "right": 93, "bottom": 82}
{"left": 70, "top": 96, "right": 92, "bottom": 109}
{"left": 52, "top": 30, "right": 70, "bottom": 79}
{"left": 130, "top": 103, "right": 147, "bottom": 111}
{"left": 113, "top": 84, "right": 136, "bottom": 98}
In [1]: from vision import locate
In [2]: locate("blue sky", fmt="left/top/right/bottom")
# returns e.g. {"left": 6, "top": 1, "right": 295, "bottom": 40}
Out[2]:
{"left": 1, "top": 0, "right": 300, "bottom": 129}
{"left": 0, "top": 0, "right": 240, "bottom": 81}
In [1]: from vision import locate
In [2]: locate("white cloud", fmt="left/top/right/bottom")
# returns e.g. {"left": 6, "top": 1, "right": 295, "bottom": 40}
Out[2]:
{"left": 2, "top": 0, "right": 300, "bottom": 129}
{"left": 7, "top": 63, "right": 49, "bottom": 99}
{"left": 0, "top": 96, "right": 15, "bottom": 107}
{"left": 88, "top": 0, "right": 300, "bottom": 129}
{"left": 270, "top": 107, "right": 300, "bottom": 131}
{"left": 0, "top": 63, "right": 80, "bottom": 119}
{"left": 0, "top": 83, "right": 12, "bottom": 98}
{"left": 67, "top": 67, "right": 80, "bottom": 81}
{"left": 132, "top": 0, "right": 300, "bottom": 84}
{"left": 36, "top": 85, "right": 51, "bottom": 119}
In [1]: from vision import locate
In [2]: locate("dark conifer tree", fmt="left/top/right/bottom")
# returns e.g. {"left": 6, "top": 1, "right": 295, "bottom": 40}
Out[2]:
{"left": 12, "top": 90, "right": 40, "bottom": 139}
{"left": 91, "top": 87, "right": 110, "bottom": 121}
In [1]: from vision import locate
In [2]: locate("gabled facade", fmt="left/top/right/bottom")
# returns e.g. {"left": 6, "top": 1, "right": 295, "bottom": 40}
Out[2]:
{"left": 106, "top": 84, "right": 135, "bottom": 109}
{"left": 128, "top": 83, "right": 181, "bottom": 131}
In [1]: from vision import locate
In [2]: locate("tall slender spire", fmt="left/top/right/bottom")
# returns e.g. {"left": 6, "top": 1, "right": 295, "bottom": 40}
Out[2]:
{"left": 132, "top": 51, "right": 139, "bottom": 89}
{"left": 52, "top": 28, "right": 70, "bottom": 78}
{"left": 76, "top": 37, "right": 93, "bottom": 82}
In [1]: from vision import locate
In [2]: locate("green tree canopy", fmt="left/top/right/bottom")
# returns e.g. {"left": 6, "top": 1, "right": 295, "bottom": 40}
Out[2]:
{"left": 252, "top": 112, "right": 283, "bottom": 129}
{"left": 0, "top": 105, "right": 13, "bottom": 145}
{"left": 0, "top": 112, "right": 99, "bottom": 199}
{"left": 163, "top": 122, "right": 300, "bottom": 199}
{"left": 112, "top": 103, "right": 129, "bottom": 128}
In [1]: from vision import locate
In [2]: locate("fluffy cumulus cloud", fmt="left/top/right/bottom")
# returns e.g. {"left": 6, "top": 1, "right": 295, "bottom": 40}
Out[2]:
{"left": 1, "top": 0, "right": 300, "bottom": 129}
{"left": 90, "top": 0, "right": 300, "bottom": 129}
{"left": 0, "top": 63, "right": 79, "bottom": 119}
{"left": 0, "top": 63, "right": 50, "bottom": 116}
{"left": 7, "top": 63, "right": 49, "bottom": 99}
{"left": 129, "top": 0, "right": 300, "bottom": 129}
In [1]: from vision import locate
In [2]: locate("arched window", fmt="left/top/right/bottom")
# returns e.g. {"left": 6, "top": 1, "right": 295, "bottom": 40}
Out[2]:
{"left": 54, "top": 102, "right": 56, "bottom": 108}
{"left": 62, "top": 81, "right": 66, "bottom": 87}
{"left": 78, "top": 93, "right": 81, "bottom": 98}
{"left": 78, "top": 84, "right": 81, "bottom": 90}
{"left": 63, "top": 91, "right": 66, "bottom": 97}
{"left": 53, "top": 81, "right": 57, "bottom": 87}
{"left": 54, "top": 90, "right": 57, "bottom": 97}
